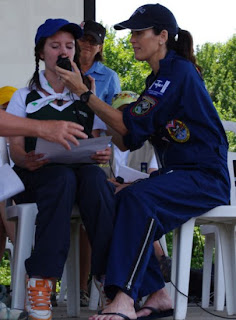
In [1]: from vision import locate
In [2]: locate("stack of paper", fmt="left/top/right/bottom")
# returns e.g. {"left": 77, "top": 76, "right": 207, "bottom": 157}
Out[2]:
{"left": 35, "top": 136, "right": 112, "bottom": 164}
{"left": 117, "top": 165, "right": 150, "bottom": 183}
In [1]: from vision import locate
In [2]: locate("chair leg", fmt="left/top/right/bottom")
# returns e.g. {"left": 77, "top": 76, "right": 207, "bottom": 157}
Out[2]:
{"left": 66, "top": 220, "right": 80, "bottom": 317}
{"left": 173, "top": 218, "right": 195, "bottom": 320}
{"left": 7, "top": 204, "right": 38, "bottom": 310}
{"left": 201, "top": 232, "right": 215, "bottom": 308}
{"left": 214, "top": 228, "right": 225, "bottom": 311}
{"left": 89, "top": 276, "right": 100, "bottom": 310}
{"left": 217, "top": 224, "right": 236, "bottom": 315}
{"left": 159, "top": 235, "right": 168, "bottom": 256}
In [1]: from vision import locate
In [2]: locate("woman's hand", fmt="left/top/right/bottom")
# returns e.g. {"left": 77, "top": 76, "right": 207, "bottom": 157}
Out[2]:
{"left": 55, "top": 61, "right": 88, "bottom": 96}
{"left": 24, "top": 151, "right": 49, "bottom": 171}
{"left": 38, "top": 120, "right": 88, "bottom": 150}
{"left": 91, "top": 146, "right": 111, "bottom": 164}
{"left": 107, "top": 178, "right": 131, "bottom": 194}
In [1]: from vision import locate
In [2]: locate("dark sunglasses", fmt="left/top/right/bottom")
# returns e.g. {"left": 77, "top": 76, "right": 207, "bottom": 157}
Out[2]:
{"left": 79, "top": 36, "right": 99, "bottom": 46}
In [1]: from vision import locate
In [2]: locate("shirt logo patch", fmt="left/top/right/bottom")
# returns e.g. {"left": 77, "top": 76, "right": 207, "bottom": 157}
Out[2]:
{"left": 166, "top": 120, "right": 190, "bottom": 143}
{"left": 148, "top": 78, "right": 171, "bottom": 97}
{"left": 78, "top": 110, "right": 88, "bottom": 118}
{"left": 130, "top": 95, "right": 157, "bottom": 117}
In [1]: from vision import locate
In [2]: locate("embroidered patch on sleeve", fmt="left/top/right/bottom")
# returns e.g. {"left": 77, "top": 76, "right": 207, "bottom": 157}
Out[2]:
{"left": 147, "top": 78, "right": 171, "bottom": 97}
{"left": 130, "top": 95, "right": 158, "bottom": 117}
{"left": 166, "top": 119, "right": 190, "bottom": 143}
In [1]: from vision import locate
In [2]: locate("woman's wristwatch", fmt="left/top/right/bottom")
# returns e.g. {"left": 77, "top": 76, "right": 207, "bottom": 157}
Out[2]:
{"left": 80, "top": 90, "right": 93, "bottom": 103}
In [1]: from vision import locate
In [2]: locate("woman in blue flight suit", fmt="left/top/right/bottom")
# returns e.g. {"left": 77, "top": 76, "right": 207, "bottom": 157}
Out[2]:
{"left": 57, "top": 3, "right": 230, "bottom": 320}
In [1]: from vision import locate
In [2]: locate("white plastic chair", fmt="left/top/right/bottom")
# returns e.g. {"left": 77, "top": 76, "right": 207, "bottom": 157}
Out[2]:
{"left": 199, "top": 120, "right": 236, "bottom": 311}
{"left": 58, "top": 218, "right": 101, "bottom": 312}
{"left": 6, "top": 203, "right": 38, "bottom": 309}
{"left": 0, "top": 136, "right": 82, "bottom": 316}
{"left": 170, "top": 121, "right": 236, "bottom": 319}
{"left": 200, "top": 224, "right": 225, "bottom": 310}
{"left": 0, "top": 136, "right": 39, "bottom": 310}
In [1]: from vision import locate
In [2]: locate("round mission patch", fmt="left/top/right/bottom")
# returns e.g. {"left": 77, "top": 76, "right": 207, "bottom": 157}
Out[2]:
{"left": 166, "top": 119, "right": 190, "bottom": 143}
{"left": 130, "top": 95, "right": 157, "bottom": 116}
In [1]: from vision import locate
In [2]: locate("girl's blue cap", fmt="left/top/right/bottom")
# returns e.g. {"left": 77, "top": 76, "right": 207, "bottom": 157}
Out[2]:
{"left": 35, "top": 18, "right": 83, "bottom": 45}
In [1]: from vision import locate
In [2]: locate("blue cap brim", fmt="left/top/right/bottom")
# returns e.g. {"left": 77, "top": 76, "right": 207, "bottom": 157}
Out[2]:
{"left": 35, "top": 20, "right": 83, "bottom": 45}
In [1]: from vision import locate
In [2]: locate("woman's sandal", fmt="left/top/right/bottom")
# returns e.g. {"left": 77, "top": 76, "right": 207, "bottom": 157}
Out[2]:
{"left": 98, "top": 309, "right": 136, "bottom": 320}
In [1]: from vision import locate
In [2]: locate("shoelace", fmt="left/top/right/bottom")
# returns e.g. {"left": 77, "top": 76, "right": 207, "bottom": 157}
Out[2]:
{"left": 28, "top": 285, "right": 51, "bottom": 311}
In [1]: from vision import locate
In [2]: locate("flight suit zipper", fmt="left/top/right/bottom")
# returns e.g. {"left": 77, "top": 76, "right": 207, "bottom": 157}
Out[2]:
{"left": 126, "top": 218, "right": 156, "bottom": 290}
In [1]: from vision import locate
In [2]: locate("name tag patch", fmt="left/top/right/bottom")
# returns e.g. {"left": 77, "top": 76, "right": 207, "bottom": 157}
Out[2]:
{"left": 130, "top": 95, "right": 158, "bottom": 117}
{"left": 148, "top": 78, "right": 171, "bottom": 96}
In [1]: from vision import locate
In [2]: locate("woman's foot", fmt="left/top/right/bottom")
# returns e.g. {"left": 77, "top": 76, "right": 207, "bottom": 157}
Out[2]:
{"left": 136, "top": 288, "right": 172, "bottom": 318}
{"left": 89, "top": 291, "right": 137, "bottom": 320}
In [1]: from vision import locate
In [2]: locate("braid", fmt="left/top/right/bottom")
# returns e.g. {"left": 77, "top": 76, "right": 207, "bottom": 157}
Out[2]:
{"left": 28, "top": 53, "right": 41, "bottom": 90}
{"left": 28, "top": 38, "right": 46, "bottom": 90}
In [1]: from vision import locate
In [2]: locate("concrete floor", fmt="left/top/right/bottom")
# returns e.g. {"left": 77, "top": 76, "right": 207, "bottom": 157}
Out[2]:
{"left": 52, "top": 302, "right": 232, "bottom": 320}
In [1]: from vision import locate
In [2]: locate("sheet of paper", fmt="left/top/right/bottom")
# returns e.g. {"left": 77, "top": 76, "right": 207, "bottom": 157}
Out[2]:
{"left": 117, "top": 165, "right": 150, "bottom": 183}
{"left": 35, "top": 136, "right": 112, "bottom": 164}
{"left": 0, "top": 164, "right": 25, "bottom": 201}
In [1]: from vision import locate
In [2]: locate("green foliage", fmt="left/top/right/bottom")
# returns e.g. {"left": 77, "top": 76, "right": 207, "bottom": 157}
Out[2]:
{"left": 191, "top": 227, "right": 205, "bottom": 269}
{"left": 0, "top": 252, "right": 11, "bottom": 286}
{"left": 196, "top": 35, "right": 236, "bottom": 151}
{"left": 103, "top": 27, "right": 151, "bottom": 94}
{"left": 196, "top": 36, "right": 236, "bottom": 117}
{"left": 165, "top": 227, "right": 205, "bottom": 269}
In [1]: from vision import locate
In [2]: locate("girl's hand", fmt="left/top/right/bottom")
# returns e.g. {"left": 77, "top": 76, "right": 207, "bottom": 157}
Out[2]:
{"left": 24, "top": 151, "right": 49, "bottom": 171}
{"left": 91, "top": 146, "right": 111, "bottom": 164}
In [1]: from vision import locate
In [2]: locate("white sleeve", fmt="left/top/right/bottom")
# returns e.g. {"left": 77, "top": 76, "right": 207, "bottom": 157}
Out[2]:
{"left": 92, "top": 114, "right": 107, "bottom": 131}
{"left": 6, "top": 88, "right": 30, "bottom": 118}
{"left": 148, "top": 153, "right": 159, "bottom": 170}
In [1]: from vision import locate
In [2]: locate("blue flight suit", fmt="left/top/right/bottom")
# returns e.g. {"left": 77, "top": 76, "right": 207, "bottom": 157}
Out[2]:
{"left": 101, "top": 50, "right": 230, "bottom": 300}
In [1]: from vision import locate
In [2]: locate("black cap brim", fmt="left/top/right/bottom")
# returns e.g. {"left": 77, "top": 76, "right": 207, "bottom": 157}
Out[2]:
{"left": 83, "top": 31, "right": 103, "bottom": 44}
{"left": 114, "top": 20, "right": 154, "bottom": 31}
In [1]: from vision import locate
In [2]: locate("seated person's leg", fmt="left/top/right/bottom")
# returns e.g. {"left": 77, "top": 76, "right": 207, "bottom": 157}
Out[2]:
{"left": 75, "top": 164, "right": 116, "bottom": 276}
{"left": 14, "top": 165, "right": 77, "bottom": 319}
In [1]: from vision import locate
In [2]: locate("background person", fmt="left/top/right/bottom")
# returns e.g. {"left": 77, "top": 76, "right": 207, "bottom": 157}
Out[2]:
{"left": 0, "top": 86, "right": 18, "bottom": 110}
{"left": 78, "top": 19, "right": 121, "bottom": 136}
{"left": 6, "top": 18, "right": 112, "bottom": 320}
{"left": 57, "top": 3, "right": 230, "bottom": 320}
